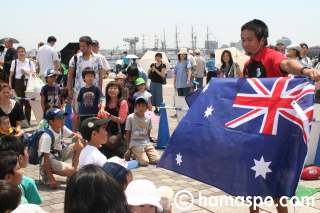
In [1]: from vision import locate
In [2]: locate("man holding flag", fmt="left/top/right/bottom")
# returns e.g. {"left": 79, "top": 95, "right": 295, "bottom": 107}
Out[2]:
{"left": 158, "top": 19, "right": 320, "bottom": 213}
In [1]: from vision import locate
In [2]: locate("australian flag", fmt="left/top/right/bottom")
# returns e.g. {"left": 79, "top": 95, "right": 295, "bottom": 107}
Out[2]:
{"left": 158, "top": 77, "right": 315, "bottom": 199}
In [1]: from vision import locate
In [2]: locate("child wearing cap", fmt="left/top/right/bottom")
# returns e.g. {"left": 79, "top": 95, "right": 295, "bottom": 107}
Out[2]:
{"left": 115, "top": 73, "right": 129, "bottom": 104}
{"left": 40, "top": 69, "right": 61, "bottom": 111}
{"left": 78, "top": 117, "right": 111, "bottom": 168}
{"left": 37, "top": 108, "right": 83, "bottom": 188}
{"left": 125, "top": 179, "right": 163, "bottom": 213}
{"left": 125, "top": 96, "right": 160, "bottom": 166}
{"left": 102, "top": 156, "right": 138, "bottom": 190}
{"left": 133, "top": 78, "right": 152, "bottom": 111}
{"left": 77, "top": 67, "right": 105, "bottom": 146}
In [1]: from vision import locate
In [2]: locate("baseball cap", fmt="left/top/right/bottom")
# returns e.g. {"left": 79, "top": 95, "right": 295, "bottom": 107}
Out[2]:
{"left": 44, "top": 69, "right": 59, "bottom": 78}
{"left": 46, "top": 108, "right": 68, "bottom": 121}
{"left": 125, "top": 180, "right": 163, "bottom": 212}
{"left": 92, "top": 40, "right": 99, "bottom": 46}
{"left": 134, "top": 78, "right": 145, "bottom": 86}
{"left": 135, "top": 96, "right": 148, "bottom": 104}
{"left": 80, "top": 117, "right": 111, "bottom": 141}
{"left": 103, "top": 156, "right": 138, "bottom": 181}
{"left": 286, "top": 43, "right": 301, "bottom": 51}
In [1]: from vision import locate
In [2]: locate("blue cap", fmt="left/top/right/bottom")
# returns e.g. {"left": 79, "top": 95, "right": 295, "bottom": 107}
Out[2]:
{"left": 46, "top": 108, "right": 68, "bottom": 121}
{"left": 135, "top": 96, "right": 148, "bottom": 104}
{"left": 103, "top": 157, "right": 138, "bottom": 181}
{"left": 44, "top": 69, "right": 59, "bottom": 78}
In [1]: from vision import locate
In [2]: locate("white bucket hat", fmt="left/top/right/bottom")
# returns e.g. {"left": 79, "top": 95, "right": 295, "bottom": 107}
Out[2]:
{"left": 178, "top": 47, "right": 188, "bottom": 55}
{"left": 125, "top": 179, "right": 163, "bottom": 212}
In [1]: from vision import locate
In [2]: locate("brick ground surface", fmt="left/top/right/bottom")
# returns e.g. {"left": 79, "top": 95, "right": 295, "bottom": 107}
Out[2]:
{"left": 22, "top": 78, "right": 320, "bottom": 213}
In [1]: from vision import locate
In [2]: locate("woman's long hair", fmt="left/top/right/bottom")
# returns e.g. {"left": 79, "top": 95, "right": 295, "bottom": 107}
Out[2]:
{"left": 178, "top": 54, "right": 187, "bottom": 62}
{"left": 105, "top": 81, "right": 123, "bottom": 107}
{"left": 64, "top": 165, "right": 130, "bottom": 213}
{"left": 293, "top": 49, "right": 302, "bottom": 60}
{"left": 221, "top": 50, "right": 234, "bottom": 68}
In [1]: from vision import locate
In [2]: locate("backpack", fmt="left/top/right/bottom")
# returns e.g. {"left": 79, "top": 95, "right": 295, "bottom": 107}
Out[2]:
{"left": 185, "top": 59, "right": 197, "bottom": 78}
{"left": 27, "top": 128, "right": 54, "bottom": 165}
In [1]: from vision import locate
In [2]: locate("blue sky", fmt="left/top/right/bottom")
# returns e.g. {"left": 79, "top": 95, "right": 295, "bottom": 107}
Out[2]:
{"left": 3, "top": 0, "right": 319, "bottom": 51}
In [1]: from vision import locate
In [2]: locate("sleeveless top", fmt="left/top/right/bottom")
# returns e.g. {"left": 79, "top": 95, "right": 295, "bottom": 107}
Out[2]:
{"left": 104, "top": 101, "right": 126, "bottom": 135}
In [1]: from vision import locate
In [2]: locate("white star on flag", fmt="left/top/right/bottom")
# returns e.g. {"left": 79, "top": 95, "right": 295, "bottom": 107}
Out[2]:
{"left": 202, "top": 83, "right": 210, "bottom": 93}
{"left": 204, "top": 106, "right": 214, "bottom": 117}
{"left": 251, "top": 156, "right": 272, "bottom": 179}
{"left": 176, "top": 153, "right": 182, "bottom": 166}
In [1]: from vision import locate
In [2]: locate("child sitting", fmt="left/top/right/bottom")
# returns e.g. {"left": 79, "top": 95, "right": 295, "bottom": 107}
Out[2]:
{"left": 0, "top": 116, "right": 24, "bottom": 138}
{"left": 125, "top": 97, "right": 160, "bottom": 166}
{"left": 40, "top": 69, "right": 61, "bottom": 111}
{"left": 0, "top": 180, "right": 21, "bottom": 213}
{"left": 38, "top": 108, "right": 83, "bottom": 188}
{"left": 0, "top": 136, "right": 42, "bottom": 204}
{"left": 115, "top": 73, "right": 129, "bottom": 105}
{"left": 78, "top": 117, "right": 111, "bottom": 168}
{"left": 38, "top": 103, "right": 58, "bottom": 129}
{"left": 0, "top": 150, "right": 26, "bottom": 204}
{"left": 77, "top": 67, "right": 105, "bottom": 146}
{"left": 133, "top": 78, "right": 152, "bottom": 111}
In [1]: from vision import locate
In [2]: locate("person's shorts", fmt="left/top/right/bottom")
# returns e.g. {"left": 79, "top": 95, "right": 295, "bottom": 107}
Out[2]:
{"left": 41, "top": 145, "right": 74, "bottom": 173}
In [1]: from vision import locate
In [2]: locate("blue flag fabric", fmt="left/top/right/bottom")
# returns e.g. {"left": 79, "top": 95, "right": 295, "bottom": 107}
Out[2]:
{"left": 158, "top": 77, "right": 315, "bottom": 199}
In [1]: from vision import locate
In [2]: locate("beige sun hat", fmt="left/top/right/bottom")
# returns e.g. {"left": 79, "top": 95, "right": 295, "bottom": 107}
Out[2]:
{"left": 178, "top": 47, "right": 189, "bottom": 55}
{"left": 194, "top": 49, "right": 201, "bottom": 54}
{"left": 157, "top": 186, "right": 174, "bottom": 213}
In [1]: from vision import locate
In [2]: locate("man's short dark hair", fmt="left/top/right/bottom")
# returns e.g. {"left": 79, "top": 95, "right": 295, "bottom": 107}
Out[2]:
{"left": 0, "top": 180, "right": 21, "bottom": 213}
{"left": 38, "top": 42, "right": 44, "bottom": 47}
{"left": 47, "top": 36, "right": 57, "bottom": 43}
{"left": 127, "top": 65, "right": 139, "bottom": 78}
{"left": 123, "top": 51, "right": 127, "bottom": 54}
{"left": 79, "top": 36, "right": 92, "bottom": 46}
{"left": 0, "top": 151, "right": 18, "bottom": 179}
{"left": 210, "top": 53, "right": 215, "bottom": 58}
{"left": 0, "top": 136, "right": 26, "bottom": 157}
{"left": 241, "top": 19, "right": 269, "bottom": 46}
{"left": 0, "top": 45, "right": 4, "bottom": 52}
{"left": 82, "top": 67, "right": 96, "bottom": 79}
{"left": 300, "top": 43, "right": 309, "bottom": 49}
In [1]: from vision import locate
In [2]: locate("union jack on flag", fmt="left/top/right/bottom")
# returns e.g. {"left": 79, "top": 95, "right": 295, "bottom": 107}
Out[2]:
{"left": 225, "top": 77, "right": 315, "bottom": 143}
{"left": 158, "top": 76, "right": 315, "bottom": 199}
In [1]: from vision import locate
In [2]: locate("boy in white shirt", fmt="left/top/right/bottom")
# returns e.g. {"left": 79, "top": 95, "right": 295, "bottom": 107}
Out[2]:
{"left": 78, "top": 117, "right": 111, "bottom": 168}
{"left": 38, "top": 108, "right": 83, "bottom": 189}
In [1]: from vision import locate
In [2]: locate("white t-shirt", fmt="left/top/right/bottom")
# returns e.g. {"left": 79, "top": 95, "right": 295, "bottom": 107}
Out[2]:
{"left": 78, "top": 145, "right": 108, "bottom": 168}
{"left": 302, "top": 57, "right": 313, "bottom": 68}
{"left": 187, "top": 55, "right": 197, "bottom": 67}
{"left": 79, "top": 59, "right": 93, "bottom": 88}
{"left": 116, "top": 59, "right": 123, "bottom": 65}
{"left": 12, "top": 204, "right": 47, "bottom": 213}
{"left": 37, "top": 43, "right": 59, "bottom": 75}
{"left": 38, "top": 126, "right": 72, "bottom": 165}
{"left": 98, "top": 53, "right": 111, "bottom": 71}
{"left": 10, "top": 59, "right": 36, "bottom": 79}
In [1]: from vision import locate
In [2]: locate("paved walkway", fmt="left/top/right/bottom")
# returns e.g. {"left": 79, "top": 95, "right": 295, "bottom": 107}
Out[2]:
{"left": 23, "top": 78, "right": 320, "bottom": 213}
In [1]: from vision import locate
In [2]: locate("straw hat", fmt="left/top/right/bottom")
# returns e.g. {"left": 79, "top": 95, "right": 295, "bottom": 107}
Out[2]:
{"left": 115, "top": 73, "right": 126, "bottom": 79}
{"left": 178, "top": 47, "right": 188, "bottom": 55}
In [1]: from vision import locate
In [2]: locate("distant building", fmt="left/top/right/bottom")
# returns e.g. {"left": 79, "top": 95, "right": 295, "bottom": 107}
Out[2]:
{"left": 276, "top": 37, "right": 291, "bottom": 47}
{"left": 308, "top": 46, "right": 320, "bottom": 54}
{"left": 220, "top": 44, "right": 230, "bottom": 49}
{"left": 205, "top": 41, "right": 218, "bottom": 51}
{"left": 230, "top": 40, "right": 243, "bottom": 51}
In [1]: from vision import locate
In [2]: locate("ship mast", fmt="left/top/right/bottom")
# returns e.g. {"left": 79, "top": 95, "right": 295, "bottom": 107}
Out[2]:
{"left": 206, "top": 25, "right": 209, "bottom": 54}
{"left": 175, "top": 24, "right": 179, "bottom": 51}
{"left": 191, "top": 25, "right": 195, "bottom": 50}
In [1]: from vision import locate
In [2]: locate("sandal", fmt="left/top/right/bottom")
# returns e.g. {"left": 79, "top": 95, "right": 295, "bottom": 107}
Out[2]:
{"left": 149, "top": 137, "right": 158, "bottom": 143}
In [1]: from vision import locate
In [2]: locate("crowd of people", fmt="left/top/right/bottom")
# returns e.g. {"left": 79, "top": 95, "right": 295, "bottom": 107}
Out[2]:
{"left": 0, "top": 18, "right": 320, "bottom": 213}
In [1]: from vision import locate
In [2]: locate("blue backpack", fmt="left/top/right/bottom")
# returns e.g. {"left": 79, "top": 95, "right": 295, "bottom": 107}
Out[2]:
{"left": 27, "top": 128, "right": 55, "bottom": 165}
